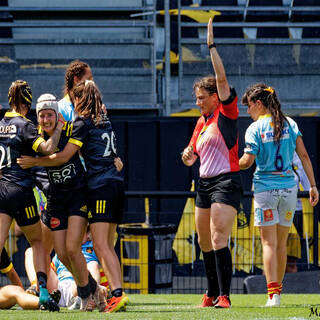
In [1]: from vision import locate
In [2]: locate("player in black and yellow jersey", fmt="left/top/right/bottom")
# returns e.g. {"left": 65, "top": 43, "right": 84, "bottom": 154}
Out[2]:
{"left": 18, "top": 93, "right": 105, "bottom": 312}
{"left": 18, "top": 80, "right": 125, "bottom": 313}
{"left": 71, "top": 82, "right": 125, "bottom": 313}
{"left": 0, "top": 247, "right": 23, "bottom": 287}
{"left": 0, "top": 80, "right": 63, "bottom": 311}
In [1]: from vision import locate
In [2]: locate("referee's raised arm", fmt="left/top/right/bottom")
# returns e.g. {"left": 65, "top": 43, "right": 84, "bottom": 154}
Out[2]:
{"left": 207, "top": 18, "right": 230, "bottom": 102}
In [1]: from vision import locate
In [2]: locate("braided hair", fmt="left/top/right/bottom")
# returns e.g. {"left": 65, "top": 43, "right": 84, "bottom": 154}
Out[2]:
{"left": 8, "top": 80, "right": 32, "bottom": 113}
{"left": 242, "top": 83, "right": 287, "bottom": 144}
{"left": 73, "top": 80, "right": 103, "bottom": 124}
{"left": 63, "top": 60, "right": 89, "bottom": 98}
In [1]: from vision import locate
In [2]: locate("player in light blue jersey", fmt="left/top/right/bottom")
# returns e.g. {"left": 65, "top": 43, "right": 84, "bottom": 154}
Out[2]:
{"left": 58, "top": 60, "right": 93, "bottom": 121}
{"left": 239, "top": 83, "right": 318, "bottom": 307}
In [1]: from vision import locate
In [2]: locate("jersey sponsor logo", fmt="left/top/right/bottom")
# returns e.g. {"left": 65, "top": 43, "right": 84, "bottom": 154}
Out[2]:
{"left": 0, "top": 125, "right": 17, "bottom": 138}
{"left": 48, "top": 163, "right": 76, "bottom": 185}
{"left": 88, "top": 211, "right": 93, "bottom": 219}
{"left": 25, "top": 206, "right": 36, "bottom": 219}
{"left": 285, "top": 211, "right": 293, "bottom": 221}
{"left": 50, "top": 217, "right": 60, "bottom": 229}
{"left": 261, "top": 128, "right": 290, "bottom": 143}
{"left": 263, "top": 209, "right": 274, "bottom": 222}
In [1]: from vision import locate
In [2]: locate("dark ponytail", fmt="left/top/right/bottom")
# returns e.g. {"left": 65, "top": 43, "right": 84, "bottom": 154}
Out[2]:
{"left": 8, "top": 80, "right": 32, "bottom": 113}
{"left": 242, "top": 83, "right": 287, "bottom": 144}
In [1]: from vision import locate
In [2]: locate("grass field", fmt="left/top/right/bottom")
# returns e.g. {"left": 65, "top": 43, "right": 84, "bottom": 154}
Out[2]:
{"left": 1, "top": 294, "right": 319, "bottom": 320}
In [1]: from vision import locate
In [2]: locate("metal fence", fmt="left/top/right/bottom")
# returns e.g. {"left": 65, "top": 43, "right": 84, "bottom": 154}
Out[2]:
{"left": 120, "top": 190, "right": 318, "bottom": 294}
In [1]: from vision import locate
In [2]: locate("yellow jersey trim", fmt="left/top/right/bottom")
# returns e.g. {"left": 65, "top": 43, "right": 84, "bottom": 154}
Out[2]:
{"left": 258, "top": 114, "right": 272, "bottom": 120}
{"left": 0, "top": 262, "right": 13, "bottom": 274}
{"left": 64, "top": 94, "right": 71, "bottom": 102}
{"left": 32, "top": 137, "right": 45, "bottom": 152}
{"left": 4, "top": 111, "right": 30, "bottom": 121}
{"left": 68, "top": 138, "right": 83, "bottom": 148}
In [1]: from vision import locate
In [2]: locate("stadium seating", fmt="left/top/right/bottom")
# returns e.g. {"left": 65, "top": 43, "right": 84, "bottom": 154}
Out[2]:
{"left": 174, "top": 0, "right": 320, "bottom": 115}
{"left": 0, "top": 0, "right": 320, "bottom": 115}
{"left": 245, "top": 0, "right": 288, "bottom": 22}
{"left": 290, "top": 0, "right": 320, "bottom": 22}
{"left": 0, "top": 0, "right": 158, "bottom": 110}
{"left": 201, "top": 0, "right": 243, "bottom": 22}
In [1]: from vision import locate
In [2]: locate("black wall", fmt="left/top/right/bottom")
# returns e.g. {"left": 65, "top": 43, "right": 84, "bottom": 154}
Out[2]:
{"left": 1, "top": 109, "right": 319, "bottom": 226}
{"left": 111, "top": 116, "right": 320, "bottom": 225}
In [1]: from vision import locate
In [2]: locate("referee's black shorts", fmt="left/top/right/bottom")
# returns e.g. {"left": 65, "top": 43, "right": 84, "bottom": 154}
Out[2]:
{"left": 196, "top": 172, "right": 243, "bottom": 211}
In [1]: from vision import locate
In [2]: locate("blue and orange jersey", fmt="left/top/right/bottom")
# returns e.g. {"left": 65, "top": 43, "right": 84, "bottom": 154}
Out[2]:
{"left": 51, "top": 254, "right": 73, "bottom": 282}
{"left": 51, "top": 240, "right": 100, "bottom": 283}
{"left": 189, "top": 88, "right": 239, "bottom": 178}
{"left": 69, "top": 114, "right": 123, "bottom": 190}
{"left": 58, "top": 95, "right": 75, "bottom": 121}
{"left": 0, "top": 111, "right": 45, "bottom": 188}
{"left": 244, "top": 115, "right": 301, "bottom": 193}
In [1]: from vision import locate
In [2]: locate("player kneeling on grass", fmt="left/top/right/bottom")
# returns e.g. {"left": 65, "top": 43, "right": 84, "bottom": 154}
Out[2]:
{"left": 25, "top": 228, "right": 111, "bottom": 311}
{"left": 0, "top": 285, "right": 59, "bottom": 311}
{"left": 0, "top": 247, "right": 58, "bottom": 311}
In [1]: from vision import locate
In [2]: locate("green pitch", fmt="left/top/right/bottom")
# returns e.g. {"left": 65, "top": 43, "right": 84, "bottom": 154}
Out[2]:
{"left": 0, "top": 294, "right": 319, "bottom": 320}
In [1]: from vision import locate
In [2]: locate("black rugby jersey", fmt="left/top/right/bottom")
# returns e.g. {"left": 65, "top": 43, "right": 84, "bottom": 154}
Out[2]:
{"left": 42, "top": 121, "right": 86, "bottom": 192}
{"left": 70, "top": 115, "right": 123, "bottom": 190}
{"left": 0, "top": 111, "right": 45, "bottom": 188}
{"left": 0, "top": 247, "right": 12, "bottom": 273}
{"left": 32, "top": 166, "right": 50, "bottom": 197}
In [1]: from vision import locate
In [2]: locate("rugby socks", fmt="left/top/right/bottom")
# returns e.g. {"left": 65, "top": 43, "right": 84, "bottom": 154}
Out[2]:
{"left": 31, "top": 280, "right": 37, "bottom": 287}
{"left": 202, "top": 250, "right": 219, "bottom": 298}
{"left": 111, "top": 288, "right": 123, "bottom": 298}
{"left": 77, "top": 282, "right": 91, "bottom": 299}
{"left": 267, "top": 282, "right": 281, "bottom": 299}
{"left": 215, "top": 247, "right": 232, "bottom": 297}
{"left": 37, "top": 272, "right": 49, "bottom": 304}
{"left": 36, "top": 272, "right": 47, "bottom": 288}
{"left": 88, "top": 272, "right": 98, "bottom": 294}
{"left": 279, "top": 283, "right": 283, "bottom": 295}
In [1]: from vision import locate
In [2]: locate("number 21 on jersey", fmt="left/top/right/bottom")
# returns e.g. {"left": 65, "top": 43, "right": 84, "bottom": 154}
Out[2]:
{"left": 0, "top": 145, "right": 11, "bottom": 169}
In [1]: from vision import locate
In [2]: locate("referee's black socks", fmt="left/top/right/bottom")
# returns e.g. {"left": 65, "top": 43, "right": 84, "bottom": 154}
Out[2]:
{"left": 202, "top": 250, "right": 219, "bottom": 298}
{"left": 215, "top": 247, "right": 232, "bottom": 297}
